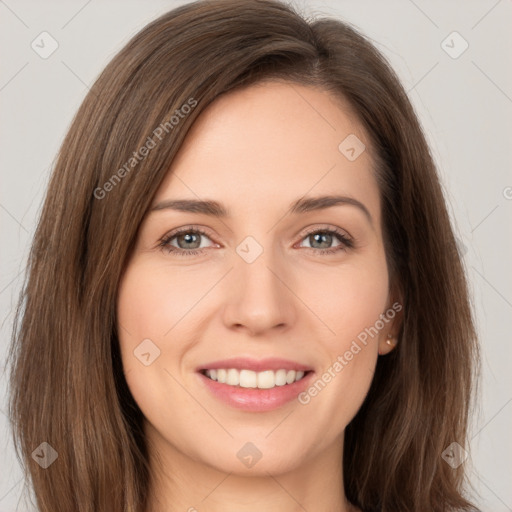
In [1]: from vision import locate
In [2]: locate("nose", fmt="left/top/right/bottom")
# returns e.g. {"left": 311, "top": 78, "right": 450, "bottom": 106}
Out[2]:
{"left": 221, "top": 249, "right": 297, "bottom": 336}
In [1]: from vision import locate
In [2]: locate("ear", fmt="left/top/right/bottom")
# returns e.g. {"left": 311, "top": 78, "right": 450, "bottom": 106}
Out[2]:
{"left": 378, "top": 280, "right": 403, "bottom": 356}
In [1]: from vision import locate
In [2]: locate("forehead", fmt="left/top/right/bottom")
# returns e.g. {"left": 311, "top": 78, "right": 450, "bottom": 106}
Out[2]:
{"left": 153, "top": 81, "right": 380, "bottom": 221}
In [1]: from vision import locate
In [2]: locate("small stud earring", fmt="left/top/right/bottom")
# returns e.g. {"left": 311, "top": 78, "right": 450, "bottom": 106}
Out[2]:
{"left": 386, "top": 334, "right": 394, "bottom": 346}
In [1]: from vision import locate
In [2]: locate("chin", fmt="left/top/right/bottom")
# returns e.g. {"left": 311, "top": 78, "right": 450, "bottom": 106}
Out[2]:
{"left": 195, "top": 436, "right": 311, "bottom": 476}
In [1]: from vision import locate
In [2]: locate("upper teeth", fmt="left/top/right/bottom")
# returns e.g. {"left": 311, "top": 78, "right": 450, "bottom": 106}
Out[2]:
{"left": 205, "top": 369, "right": 306, "bottom": 389}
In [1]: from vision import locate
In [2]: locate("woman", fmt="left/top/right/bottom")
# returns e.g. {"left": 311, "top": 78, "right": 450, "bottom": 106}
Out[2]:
{"left": 7, "top": 0, "right": 480, "bottom": 510}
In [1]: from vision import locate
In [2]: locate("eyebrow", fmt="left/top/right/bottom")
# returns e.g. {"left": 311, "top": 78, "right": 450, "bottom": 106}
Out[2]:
{"left": 150, "top": 194, "right": 373, "bottom": 225}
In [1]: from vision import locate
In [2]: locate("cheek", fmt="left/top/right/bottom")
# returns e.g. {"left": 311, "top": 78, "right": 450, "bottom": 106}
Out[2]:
{"left": 298, "top": 255, "right": 388, "bottom": 424}
{"left": 116, "top": 258, "right": 225, "bottom": 405}
{"left": 116, "top": 261, "right": 181, "bottom": 383}
{"left": 116, "top": 261, "right": 207, "bottom": 443}
{"left": 312, "top": 257, "right": 390, "bottom": 346}
{"left": 117, "top": 260, "right": 211, "bottom": 345}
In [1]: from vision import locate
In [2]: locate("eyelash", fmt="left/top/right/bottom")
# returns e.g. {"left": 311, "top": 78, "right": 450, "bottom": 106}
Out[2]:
{"left": 157, "top": 225, "right": 354, "bottom": 257}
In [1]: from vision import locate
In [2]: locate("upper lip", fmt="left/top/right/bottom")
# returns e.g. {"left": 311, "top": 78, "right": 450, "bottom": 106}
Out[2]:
{"left": 197, "top": 357, "right": 314, "bottom": 373}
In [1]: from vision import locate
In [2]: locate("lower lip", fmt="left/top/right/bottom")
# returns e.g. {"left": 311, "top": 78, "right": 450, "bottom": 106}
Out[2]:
{"left": 198, "top": 371, "right": 315, "bottom": 412}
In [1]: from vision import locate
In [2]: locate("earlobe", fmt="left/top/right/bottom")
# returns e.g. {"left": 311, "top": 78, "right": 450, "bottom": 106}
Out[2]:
{"left": 378, "top": 333, "right": 397, "bottom": 355}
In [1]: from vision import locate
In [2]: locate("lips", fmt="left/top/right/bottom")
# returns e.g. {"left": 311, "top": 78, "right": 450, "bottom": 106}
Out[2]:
{"left": 196, "top": 357, "right": 315, "bottom": 412}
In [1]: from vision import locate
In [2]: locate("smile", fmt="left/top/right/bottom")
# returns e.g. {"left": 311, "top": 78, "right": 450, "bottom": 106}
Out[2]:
{"left": 201, "top": 368, "right": 308, "bottom": 389}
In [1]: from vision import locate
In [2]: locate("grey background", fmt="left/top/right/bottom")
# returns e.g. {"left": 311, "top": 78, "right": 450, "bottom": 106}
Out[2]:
{"left": 1, "top": 0, "right": 511, "bottom": 510}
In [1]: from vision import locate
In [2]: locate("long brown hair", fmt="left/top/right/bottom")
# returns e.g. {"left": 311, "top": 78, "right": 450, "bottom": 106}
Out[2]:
{"left": 7, "top": 0, "right": 480, "bottom": 510}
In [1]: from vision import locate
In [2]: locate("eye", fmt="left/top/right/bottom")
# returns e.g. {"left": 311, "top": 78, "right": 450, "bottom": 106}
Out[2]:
{"left": 297, "top": 227, "right": 353, "bottom": 255}
{"left": 158, "top": 227, "right": 216, "bottom": 256}
{"left": 158, "top": 225, "right": 354, "bottom": 257}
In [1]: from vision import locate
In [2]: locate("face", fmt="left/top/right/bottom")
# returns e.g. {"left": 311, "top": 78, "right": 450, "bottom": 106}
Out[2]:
{"left": 117, "top": 81, "right": 398, "bottom": 477}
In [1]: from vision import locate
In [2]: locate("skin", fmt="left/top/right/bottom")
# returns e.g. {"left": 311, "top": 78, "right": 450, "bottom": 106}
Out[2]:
{"left": 117, "top": 81, "right": 400, "bottom": 512}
